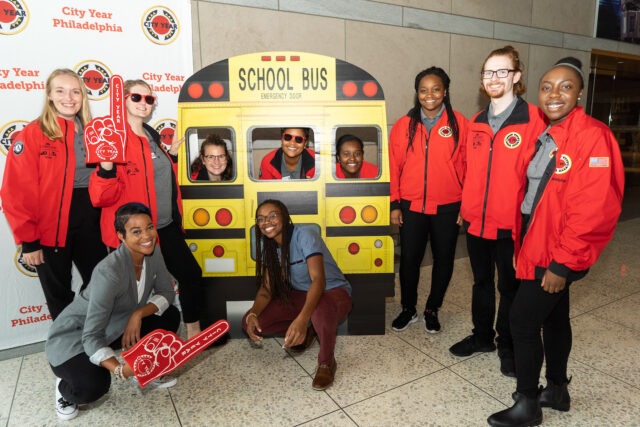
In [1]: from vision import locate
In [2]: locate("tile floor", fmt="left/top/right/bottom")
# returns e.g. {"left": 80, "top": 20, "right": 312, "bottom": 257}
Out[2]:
{"left": 1, "top": 218, "right": 639, "bottom": 426}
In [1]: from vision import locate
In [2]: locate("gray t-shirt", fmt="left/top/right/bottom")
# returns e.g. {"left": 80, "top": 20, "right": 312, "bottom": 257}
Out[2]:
{"left": 277, "top": 225, "right": 352, "bottom": 295}
{"left": 279, "top": 154, "right": 303, "bottom": 180}
{"left": 488, "top": 97, "right": 518, "bottom": 134}
{"left": 73, "top": 119, "right": 93, "bottom": 188}
{"left": 420, "top": 105, "right": 445, "bottom": 133}
{"left": 144, "top": 129, "right": 173, "bottom": 228}
{"left": 521, "top": 127, "right": 556, "bottom": 215}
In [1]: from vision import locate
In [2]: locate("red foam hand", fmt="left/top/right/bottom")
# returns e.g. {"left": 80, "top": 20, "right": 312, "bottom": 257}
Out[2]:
{"left": 84, "top": 74, "right": 127, "bottom": 163}
{"left": 121, "top": 319, "right": 230, "bottom": 388}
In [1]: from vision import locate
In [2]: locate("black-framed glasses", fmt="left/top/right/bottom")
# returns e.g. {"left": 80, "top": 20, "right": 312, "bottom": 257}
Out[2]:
{"left": 283, "top": 133, "right": 305, "bottom": 143}
{"left": 256, "top": 212, "right": 279, "bottom": 225}
{"left": 126, "top": 93, "right": 156, "bottom": 105}
{"left": 481, "top": 69, "right": 516, "bottom": 79}
{"left": 203, "top": 154, "right": 227, "bottom": 162}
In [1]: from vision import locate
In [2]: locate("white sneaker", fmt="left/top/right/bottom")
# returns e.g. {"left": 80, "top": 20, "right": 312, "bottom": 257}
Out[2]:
{"left": 55, "top": 378, "right": 78, "bottom": 420}
{"left": 132, "top": 375, "right": 177, "bottom": 389}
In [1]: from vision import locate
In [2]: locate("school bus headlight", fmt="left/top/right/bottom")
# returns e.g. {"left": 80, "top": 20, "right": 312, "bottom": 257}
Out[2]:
{"left": 213, "top": 245, "right": 225, "bottom": 257}
{"left": 339, "top": 206, "right": 356, "bottom": 224}
{"left": 215, "top": 208, "right": 232, "bottom": 226}
{"left": 342, "top": 81, "right": 357, "bottom": 98}
{"left": 361, "top": 205, "right": 378, "bottom": 223}
{"left": 375, "top": 258, "right": 383, "bottom": 267}
{"left": 209, "top": 82, "right": 224, "bottom": 98}
{"left": 189, "top": 243, "right": 198, "bottom": 252}
{"left": 348, "top": 242, "right": 360, "bottom": 255}
{"left": 187, "top": 83, "right": 204, "bottom": 99}
{"left": 193, "top": 208, "right": 210, "bottom": 226}
{"left": 374, "top": 239, "right": 383, "bottom": 248}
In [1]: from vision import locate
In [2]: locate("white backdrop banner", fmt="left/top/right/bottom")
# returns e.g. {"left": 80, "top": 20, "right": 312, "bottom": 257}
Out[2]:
{"left": 0, "top": 0, "right": 193, "bottom": 350}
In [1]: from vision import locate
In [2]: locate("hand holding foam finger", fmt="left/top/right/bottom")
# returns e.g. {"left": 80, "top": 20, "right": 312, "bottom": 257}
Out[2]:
{"left": 84, "top": 74, "right": 127, "bottom": 163}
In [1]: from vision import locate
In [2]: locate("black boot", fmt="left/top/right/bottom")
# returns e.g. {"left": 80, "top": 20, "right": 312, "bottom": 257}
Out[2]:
{"left": 540, "top": 378, "right": 571, "bottom": 411}
{"left": 488, "top": 393, "right": 542, "bottom": 427}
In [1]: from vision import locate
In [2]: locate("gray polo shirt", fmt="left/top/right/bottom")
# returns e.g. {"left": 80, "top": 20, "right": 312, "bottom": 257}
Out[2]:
{"left": 420, "top": 105, "right": 445, "bottom": 133}
{"left": 521, "top": 127, "right": 556, "bottom": 215}
{"left": 488, "top": 97, "right": 518, "bottom": 134}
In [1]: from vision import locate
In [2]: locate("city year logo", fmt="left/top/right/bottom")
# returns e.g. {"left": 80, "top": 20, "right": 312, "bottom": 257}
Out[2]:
{"left": 0, "top": 0, "right": 29, "bottom": 35}
{"left": 504, "top": 132, "right": 522, "bottom": 149}
{"left": 141, "top": 6, "right": 179, "bottom": 45}
{"left": 438, "top": 126, "right": 452, "bottom": 138}
{"left": 555, "top": 154, "right": 572, "bottom": 175}
{"left": 15, "top": 246, "right": 38, "bottom": 277}
{"left": 0, "top": 120, "right": 28, "bottom": 155}
{"left": 153, "top": 118, "right": 176, "bottom": 151}
{"left": 75, "top": 60, "right": 112, "bottom": 100}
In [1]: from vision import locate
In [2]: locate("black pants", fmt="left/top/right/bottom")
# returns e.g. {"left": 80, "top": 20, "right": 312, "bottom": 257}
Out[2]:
{"left": 398, "top": 201, "right": 459, "bottom": 312}
{"left": 51, "top": 305, "right": 181, "bottom": 404}
{"left": 511, "top": 279, "right": 572, "bottom": 397}
{"left": 36, "top": 188, "right": 106, "bottom": 319}
{"left": 466, "top": 233, "right": 518, "bottom": 349}
{"left": 157, "top": 222, "right": 203, "bottom": 323}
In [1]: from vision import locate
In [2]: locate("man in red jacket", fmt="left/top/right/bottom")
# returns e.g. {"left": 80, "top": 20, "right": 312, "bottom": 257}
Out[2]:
{"left": 449, "top": 46, "right": 546, "bottom": 378}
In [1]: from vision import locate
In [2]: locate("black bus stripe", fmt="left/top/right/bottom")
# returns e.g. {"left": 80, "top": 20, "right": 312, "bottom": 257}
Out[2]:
{"left": 257, "top": 191, "right": 318, "bottom": 215}
{"left": 180, "top": 185, "right": 244, "bottom": 199}
{"left": 185, "top": 228, "right": 246, "bottom": 239}
{"left": 326, "top": 226, "right": 390, "bottom": 237}
{"left": 325, "top": 182, "right": 389, "bottom": 197}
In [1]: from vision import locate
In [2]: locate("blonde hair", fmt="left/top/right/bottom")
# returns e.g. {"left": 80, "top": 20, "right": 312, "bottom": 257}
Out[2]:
{"left": 40, "top": 69, "right": 92, "bottom": 140}
{"left": 124, "top": 79, "right": 152, "bottom": 95}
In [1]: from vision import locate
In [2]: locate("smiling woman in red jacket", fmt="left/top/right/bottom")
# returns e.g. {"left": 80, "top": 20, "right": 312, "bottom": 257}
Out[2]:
{"left": 1, "top": 69, "right": 106, "bottom": 319}
{"left": 389, "top": 66, "right": 467, "bottom": 334}
{"left": 488, "top": 57, "right": 625, "bottom": 427}
{"left": 89, "top": 79, "right": 206, "bottom": 340}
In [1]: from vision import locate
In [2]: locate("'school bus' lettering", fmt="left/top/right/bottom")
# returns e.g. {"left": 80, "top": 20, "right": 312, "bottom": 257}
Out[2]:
{"left": 177, "top": 52, "right": 393, "bottom": 334}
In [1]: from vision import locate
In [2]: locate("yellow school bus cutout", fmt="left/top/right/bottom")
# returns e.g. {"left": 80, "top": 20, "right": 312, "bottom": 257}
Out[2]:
{"left": 177, "top": 52, "right": 393, "bottom": 334}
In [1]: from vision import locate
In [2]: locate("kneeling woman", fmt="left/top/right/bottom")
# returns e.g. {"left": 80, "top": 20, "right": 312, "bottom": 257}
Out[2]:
{"left": 243, "top": 199, "right": 352, "bottom": 390}
{"left": 46, "top": 203, "right": 180, "bottom": 420}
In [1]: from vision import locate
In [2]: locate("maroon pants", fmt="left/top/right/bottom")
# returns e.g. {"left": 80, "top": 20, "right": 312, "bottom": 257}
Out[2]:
{"left": 242, "top": 287, "right": 352, "bottom": 364}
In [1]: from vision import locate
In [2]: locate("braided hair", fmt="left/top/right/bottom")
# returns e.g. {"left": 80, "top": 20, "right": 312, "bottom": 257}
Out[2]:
{"left": 406, "top": 67, "right": 460, "bottom": 156}
{"left": 254, "top": 199, "right": 294, "bottom": 301}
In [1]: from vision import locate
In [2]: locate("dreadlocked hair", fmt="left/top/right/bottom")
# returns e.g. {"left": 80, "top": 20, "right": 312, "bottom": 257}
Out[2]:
{"left": 406, "top": 66, "right": 460, "bottom": 157}
{"left": 254, "top": 199, "right": 294, "bottom": 301}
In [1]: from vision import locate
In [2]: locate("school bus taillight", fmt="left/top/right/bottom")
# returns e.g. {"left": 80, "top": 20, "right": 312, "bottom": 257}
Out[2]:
{"left": 363, "top": 81, "right": 378, "bottom": 97}
{"left": 193, "top": 208, "right": 210, "bottom": 226}
{"left": 361, "top": 205, "right": 378, "bottom": 223}
{"left": 375, "top": 258, "right": 383, "bottom": 267}
{"left": 209, "top": 83, "right": 224, "bottom": 98}
{"left": 215, "top": 208, "right": 232, "bottom": 226}
{"left": 187, "top": 83, "right": 203, "bottom": 99}
{"left": 339, "top": 206, "right": 356, "bottom": 224}
{"left": 213, "top": 245, "right": 225, "bottom": 257}
{"left": 348, "top": 243, "right": 360, "bottom": 255}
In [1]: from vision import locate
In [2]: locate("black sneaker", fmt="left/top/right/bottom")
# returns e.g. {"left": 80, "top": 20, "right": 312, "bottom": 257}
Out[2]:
{"left": 423, "top": 309, "right": 441, "bottom": 333}
{"left": 391, "top": 308, "right": 418, "bottom": 332}
{"left": 449, "top": 335, "right": 496, "bottom": 357}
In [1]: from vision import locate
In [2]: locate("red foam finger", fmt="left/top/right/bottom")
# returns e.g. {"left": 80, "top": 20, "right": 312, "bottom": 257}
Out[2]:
{"left": 121, "top": 319, "right": 230, "bottom": 387}
{"left": 109, "top": 75, "right": 126, "bottom": 135}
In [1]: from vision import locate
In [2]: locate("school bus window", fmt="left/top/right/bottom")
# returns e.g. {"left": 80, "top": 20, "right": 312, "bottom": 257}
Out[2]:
{"left": 334, "top": 126, "right": 381, "bottom": 179}
{"left": 186, "top": 127, "right": 236, "bottom": 182}
{"left": 251, "top": 127, "right": 317, "bottom": 180}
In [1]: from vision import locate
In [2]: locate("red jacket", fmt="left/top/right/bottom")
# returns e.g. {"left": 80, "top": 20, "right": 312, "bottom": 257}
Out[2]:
{"left": 389, "top": 111, "right": 468, "bottom": 214}
{"left": 460, "top": 98, "right": 546, "bottom": 239}
{"left": 514, "top": 107, "right": 624, "bottom": 281}
{"left": 259, "top": 147, "right": 315, "bottom": 179}
{"left": 1, "top": 117, "right": 77, "bottom": 250}
{"left": 89, "top": 123, "right": 183, "bottom": 248}
{"left": 335, "top": 160, "right": 378, "bottom": 178}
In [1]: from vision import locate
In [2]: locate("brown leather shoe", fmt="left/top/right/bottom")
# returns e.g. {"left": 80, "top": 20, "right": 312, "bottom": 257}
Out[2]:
{"left": 290, "top": 325, "right": 316, "bottom": 353}
{"left": 312, "top": 358, "right": 337, "bottom": 390}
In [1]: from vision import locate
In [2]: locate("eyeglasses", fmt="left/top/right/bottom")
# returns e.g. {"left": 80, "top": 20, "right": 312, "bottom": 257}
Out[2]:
{"left": 203, "top": 154, "right": 227, "bottom": 162}
{"left": 126, "top": 93, "right": 156, "bottom": 105}
{"left": 256, "top": 212, "right": 279, "bottom": 225}
{"left": 481, "top": 69, "right": 516, "bottom": 79}
{"left": 283, "top": 133, "right": 305, "bottom": 144}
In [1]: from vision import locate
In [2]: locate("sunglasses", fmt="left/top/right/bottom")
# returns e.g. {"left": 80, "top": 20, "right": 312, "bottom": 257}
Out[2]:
{"left": 283, "top": 133, "right": 305, "bottom": 144}
{"left": 126, "top": 93, "right": 156, "bottom": 105}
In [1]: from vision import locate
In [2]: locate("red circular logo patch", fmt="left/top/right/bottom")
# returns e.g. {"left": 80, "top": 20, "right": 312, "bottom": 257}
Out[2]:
{"left": 74, "top": 60, "right": 112, "bottom": 100}
{"left": 0, "top": 120, "right": 28, "bottom": 155}
{"left": 141, "top": 6, "right": 180, "bottom": 45}
{"left": 0, "top": 0, "right": 30, "bottom": 35}
{"left": 504, "top": 132, "right": 522, "bottom": 149}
